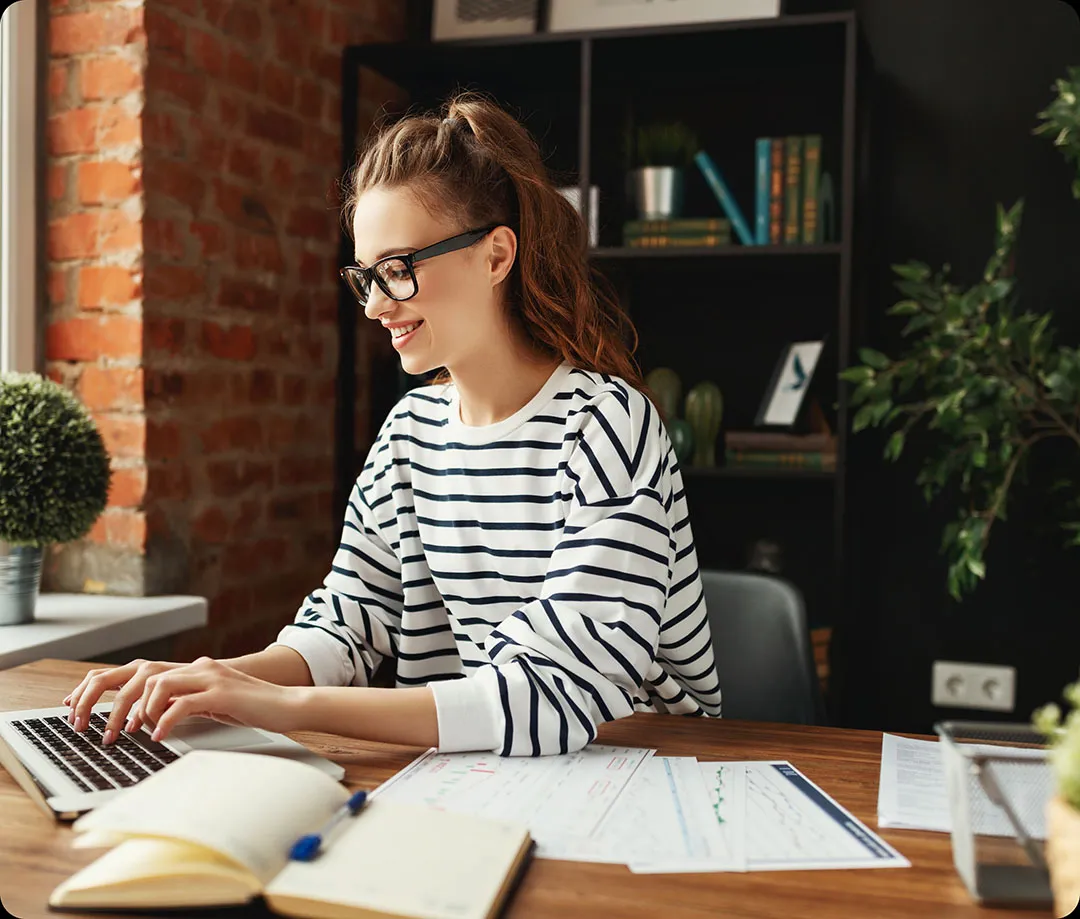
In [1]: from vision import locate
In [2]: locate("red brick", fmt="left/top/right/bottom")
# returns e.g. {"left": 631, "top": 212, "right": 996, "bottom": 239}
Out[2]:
{"left": 224, "top": 2, "right": 262, "bottom": 43}
{"left": 143, "top": 110, "right": 185, "bottom": 156}
{"left": 87, "top": 509, "right": 147, "bottom": 551}
{"left": 156, "top": 161, "right": 206, "bottom": 209}
{"left": 302, "top": 125, "right": 337, "bottom": 166}
{"left": 49, "top": 61, "right": 69, "bottom": 102}
{"left": 108, "top": 466, "right": 147, "bottom": 508}
{"left": 143, "top": 7, "right": 186, "bottom": 62}
{"left": 78, "top": 265, "right": 140, "bottom": 309}
{"left": 298, "top": 251, "right": 325, "bottom": 284}
{"left": 212, "top": 179, "right": 273, "bottom": 232}
{"left": 146, "top": 264, "right": 203, "bottom": 300}
{"left": 201, "top": 322, "right": 256, "bottom": 361}
{"left": 200, "top": 416, "right": 262, "bottom": 453}
{"left": 201, "top": 0, "right": 228, "bottom": 28}
{"left": 231, "top": 499, "right": 263, "bottom": 540}
{"left": 98, "top": 104, "right": 141, "bottom": 149}
{"left": 262, "top": 61, "right": 295, "bottom": 108}
{"left": 48, "top": 108, "right": 98, "bottom": 156}
{"left": 218, "top": 93, "right": 241, "bottom": 125}
{"left": 152, "top": 61, "right": 207, "bottom": 110}
{"left": 226, "top": 51, "right": 259, "bottom": 95}
{"left": 188, "top": 28, "right": 225, "bottom": 77}
{"left": 250, "top": 369, "right": 277, "bottom": 403}
{"left": 297, "top": 79, "right": 321, "bottom": 117}
{"left": 218, "top": 276, "right": 278, "bottom": 313}
{"left": 303, "top": 5, "right": 325, "bottom": 37}
{"left": 78, "top": 367, "right": 144, "bottom": 412}
{"left": 323, "top": 90, "right": 341, "bottom": 126}
{"left": 99, "top": 210, "right": 142, "bottom": 254}
{"left": 48, "top": 213, "right": 101, "bottom": 260}
{"left": 77, "top": 160, "right": 141, "bottom": 204}
{"left": 145, "top": 317, "right": 186, "bottom": 354}
{"left": 286, "top": 205, "right": 330, "bottom": 240}
{"left": 47, "top": 316, "right": 142, "bottom": 362}
{"left": 192, "top": 506, "right": 230, "bottom": 544}
{"left": 234, "top": 232, "right": 283, "bottom": 273}
{"left": 285, "top": 293, "right": 311, "bottom": 325}
{"left": 95, "top": 415, "right": 146, "bottom": 458}
{"left": 226, "top": 139, "right": 261, "bottom": 183}
{"left": 246, "top": 106, "right": 302, "bottom": 149}
{"left": 48, "top": 269, "right": 67, "bottom": 306}
{"left": 274, "top": 24, "right": 305, "bottom": 68}
{"left": 190, "top": 120, "right": 227, "bottom": 172}
{"left": 51, "top": 8, "right": 142, "bottom": 57}
{"left": 147, "top": 419, "right": 183, "bottom": 460}
{"left": 190, "top": 220, "right": 227, "bottom": 259}
{"left": 206, "top": 460, "right": 274, "bottom": 497}
{"left": 279, "top": 455, "right": 332, "bottom": 487}
{"left": 148, "top": 463, "right": 191, "bottom": 501}
{"left": 144, "top": 218, "right": 187, "bottom": 261}
{"left": 47, "top": 165, "right": 67, "bottom": 203}
{"left": 81, "top": 56, "right": 142, "bottom": 100}
{"left": 145, "top": 369, "right": 185, "bottom": 404}
{"left": 310, "top": 49, "right": 339, "bottom": 85}
{"left": 269, "top": 155, "right": 294, "bottom": 187}
{"left": 282, "top": 375, "right": 307, "bottom": 406}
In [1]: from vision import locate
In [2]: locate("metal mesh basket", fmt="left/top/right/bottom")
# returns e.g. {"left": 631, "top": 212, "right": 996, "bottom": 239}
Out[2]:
{"left": 935, "top": 720, "right": 1055, "bottom": 908}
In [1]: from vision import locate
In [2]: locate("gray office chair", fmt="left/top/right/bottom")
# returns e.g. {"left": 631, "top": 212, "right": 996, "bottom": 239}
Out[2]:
{"left": 700, "top": 569, "right": 826, "bottom": 725}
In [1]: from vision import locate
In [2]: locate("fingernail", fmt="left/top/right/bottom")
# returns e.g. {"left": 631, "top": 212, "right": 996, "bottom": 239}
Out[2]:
{"left": 151, "top": 727, "right": 162, "bottom": 742}
{"left": 125, "top": 718, "right": 137, "bottom": 733}
{"left": 62, "top": 695, "right": 71, "bottom": 706}
{"left": 74, "top": 716, "right": 84, "bottom": 732}
{"left": 102, "top": 729, "right": 115, "bottom": 745}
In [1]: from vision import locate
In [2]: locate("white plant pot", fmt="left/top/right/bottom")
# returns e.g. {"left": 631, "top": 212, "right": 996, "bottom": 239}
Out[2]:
{"left": 1047, "top": 795, "right": 1080, "bottom": 918}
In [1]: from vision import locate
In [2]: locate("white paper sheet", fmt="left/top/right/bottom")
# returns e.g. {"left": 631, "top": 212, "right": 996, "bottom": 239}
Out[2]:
{"left": 716, "top": 760, "right": 910, "bottom": 871}
{"left": 371, "top": 745, "right": 654, "bottom": 859}
{"left": 877, "top": 733, "right": 1051, "bottom": 839}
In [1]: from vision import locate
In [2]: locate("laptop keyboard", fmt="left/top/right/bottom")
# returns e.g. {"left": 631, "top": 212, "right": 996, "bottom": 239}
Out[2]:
{"left": 10, "top": 712, "right": 181, "bottom": 792}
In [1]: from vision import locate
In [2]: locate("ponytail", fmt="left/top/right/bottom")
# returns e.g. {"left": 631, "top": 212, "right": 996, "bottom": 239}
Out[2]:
{"left": 345, "top": 91, "right": 648, "bottom": 396}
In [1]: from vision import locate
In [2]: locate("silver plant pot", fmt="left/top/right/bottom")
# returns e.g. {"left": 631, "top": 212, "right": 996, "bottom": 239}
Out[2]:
{"left": 632, "top": 166, "right": 684, "bottom": 220}
{"left": 0, "top": 543, "right": 44, "bottom": 626}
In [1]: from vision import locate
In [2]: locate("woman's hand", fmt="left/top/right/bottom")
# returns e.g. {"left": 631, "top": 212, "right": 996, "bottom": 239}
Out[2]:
{"left": 123, "top": 657, "right": 303, "bottom": 743}
{"left": 64, "top": 659, "right": 189, "bottom": 740}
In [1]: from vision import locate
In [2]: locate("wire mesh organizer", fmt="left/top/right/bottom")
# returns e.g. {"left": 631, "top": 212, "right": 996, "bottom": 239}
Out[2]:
{"left": 934, "top": 720, "right": 1055, "bottom": 909}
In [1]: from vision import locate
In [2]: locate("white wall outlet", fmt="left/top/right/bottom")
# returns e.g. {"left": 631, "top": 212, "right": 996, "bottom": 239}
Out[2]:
{"left": 931, "top": 660, "right": 1016, "bottom": 713}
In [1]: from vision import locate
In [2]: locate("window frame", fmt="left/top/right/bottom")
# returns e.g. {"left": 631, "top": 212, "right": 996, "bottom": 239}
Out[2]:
{"left": 0, "top": 0, "right": 39, "bottom": 375}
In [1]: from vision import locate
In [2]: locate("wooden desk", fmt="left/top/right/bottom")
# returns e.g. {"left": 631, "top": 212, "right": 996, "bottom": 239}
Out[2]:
{"left": 0, "top": 659, "right": 1049, "bottom": 919}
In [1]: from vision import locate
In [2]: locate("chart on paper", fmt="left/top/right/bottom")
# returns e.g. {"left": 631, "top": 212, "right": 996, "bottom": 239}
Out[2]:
{"left": 372, "top": 745, "right": 654, "bottom": 853}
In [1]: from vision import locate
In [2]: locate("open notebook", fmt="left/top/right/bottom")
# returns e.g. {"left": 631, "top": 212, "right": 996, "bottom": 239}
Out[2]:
{"left": 49, "top": 749, "right": 534, "bottom": 919}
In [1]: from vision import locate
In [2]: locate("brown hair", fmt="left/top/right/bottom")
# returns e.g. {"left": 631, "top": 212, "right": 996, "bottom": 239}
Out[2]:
{"left": 344, "top": 91, "right": 647, "bottom": 394}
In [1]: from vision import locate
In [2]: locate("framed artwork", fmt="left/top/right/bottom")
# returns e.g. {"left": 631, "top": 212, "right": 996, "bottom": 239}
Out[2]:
{"left": 431, "top": 0, "right": 540, "bottom": 41}
{"left": 547, "top": 0, "right": 781, "bottom": 33}
{"left": 755, "top": 340, "right": 824, "bottom": 430}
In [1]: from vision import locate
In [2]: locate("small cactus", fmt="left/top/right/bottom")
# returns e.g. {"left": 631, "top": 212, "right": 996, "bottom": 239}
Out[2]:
{"left": 684, "top": 381, "right": 723, "bottom": 467}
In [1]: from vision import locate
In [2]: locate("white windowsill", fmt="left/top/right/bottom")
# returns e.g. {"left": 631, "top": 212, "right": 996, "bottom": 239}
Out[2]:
{"left": 0, "top": 594, "right": 208, "bottom": 670}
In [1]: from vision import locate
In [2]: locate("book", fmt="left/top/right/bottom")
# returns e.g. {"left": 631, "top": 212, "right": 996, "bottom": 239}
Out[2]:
{"left": 754, "top": 137, "right": 771, "bottom": 245}
{"left": 48, "top": 750, "right": 534, "bottom": 919}
{"left": 724, "top": 430, "right": 835, "bottom": 453}
{"left": 693, "top": 149, "right": 754, "bottom": 245}
{"left": 626, "top": 233, "right": 731, "bottom": 248}
{"left": 725, "top": 449, "right": 836, "bottom": 471}
{"left": 768, "top": 138, "right": 784, "bottom": 245}
{"left": 801, "top": 135, "right": 822, "bottom": 245}
{"left": 623, "top": 217, "right": 730, "bottom": 236}
{"left": 783, "top": 135, "right": 804, "bottom": 244}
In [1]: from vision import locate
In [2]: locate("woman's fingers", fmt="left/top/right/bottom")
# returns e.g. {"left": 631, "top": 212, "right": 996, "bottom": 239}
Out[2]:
{"left": 68, "top": 661, "right": 146, "bottom": 732}
{"left": 138, "top": 659, "right": 220, "bottom": 733}
{"left": 149, "top": 691, "right": 216, "bottom": 742}
{"left": 101, "top": 661, "right": 176, "bottom": 743}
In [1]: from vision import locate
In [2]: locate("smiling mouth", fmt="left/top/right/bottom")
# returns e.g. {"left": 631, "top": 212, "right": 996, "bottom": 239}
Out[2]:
{"left": 390, "top": 321, "right": 423, "bottom": 339}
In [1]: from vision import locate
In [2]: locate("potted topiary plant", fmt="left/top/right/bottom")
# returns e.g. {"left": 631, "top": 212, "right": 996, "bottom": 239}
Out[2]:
{"left": 0, "top": 372, "right": 111, "bottom": 625}
{"left": 1035, "top": 679, "right": 1080, "bottom": 917}
{"left": 841, "top": 65, "right": 1080, "bottom": 915}
{"left": 630, "top": 121, "right": 698, "bottom": 220}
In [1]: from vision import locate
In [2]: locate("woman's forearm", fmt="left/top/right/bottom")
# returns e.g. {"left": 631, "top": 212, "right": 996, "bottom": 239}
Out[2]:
{"left": 289, "top": 685, "right": 439, "bottom": 747}
{"left": 221, "top": 645, "right": 315, "bottom": 686}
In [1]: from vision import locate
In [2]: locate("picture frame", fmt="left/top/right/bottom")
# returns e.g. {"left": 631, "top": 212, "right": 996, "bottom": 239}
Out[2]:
{"left": 547, "top": 0, "right": 781, "bottom": 34}
{"left": 754, "top": 339, "right": 825, "bottom": 431}
{"left": 431, "top": 0, "right": 541, "bottom": 41}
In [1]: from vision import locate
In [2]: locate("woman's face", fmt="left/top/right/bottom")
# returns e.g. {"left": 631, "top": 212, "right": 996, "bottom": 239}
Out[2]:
{"left": 352, "top": 185, "right": 516, "bottom": 377}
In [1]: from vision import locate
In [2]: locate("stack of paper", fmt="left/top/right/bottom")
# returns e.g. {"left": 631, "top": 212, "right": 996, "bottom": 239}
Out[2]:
{"left": 373, "top": 745, "right": 910, "bottom": 873}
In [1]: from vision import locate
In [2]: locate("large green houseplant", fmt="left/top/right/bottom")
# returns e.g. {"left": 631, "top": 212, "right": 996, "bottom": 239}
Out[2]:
{"left": 841, "top": 67, "right": 1080, "bottom": 915}
{"left": 0, "top": 372, "right": 111, "bottom": 625}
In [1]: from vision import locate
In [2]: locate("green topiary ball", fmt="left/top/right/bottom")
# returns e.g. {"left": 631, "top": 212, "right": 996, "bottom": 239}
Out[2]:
{"left": 0, "top": 372, "right": 111, "bottom": 548}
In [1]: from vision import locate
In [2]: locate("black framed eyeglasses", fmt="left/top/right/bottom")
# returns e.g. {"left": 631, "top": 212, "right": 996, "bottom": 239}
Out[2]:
{"left": 340, "top": 225, "right": 499, "bottom": 307}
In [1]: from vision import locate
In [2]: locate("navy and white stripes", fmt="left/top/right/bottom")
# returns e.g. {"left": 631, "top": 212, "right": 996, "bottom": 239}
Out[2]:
{"left": 273, "top": 362, "right": 722, "bottom": 755}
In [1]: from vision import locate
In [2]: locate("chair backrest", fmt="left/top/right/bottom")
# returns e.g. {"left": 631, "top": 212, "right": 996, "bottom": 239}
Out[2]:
{"left": 700, "top": 569, "right": 824, "bottom": 725}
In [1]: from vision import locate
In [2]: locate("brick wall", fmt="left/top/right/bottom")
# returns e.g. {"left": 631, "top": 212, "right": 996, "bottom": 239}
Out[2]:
{"left": 45, "top": 0, "right": 405, "bottom": 659}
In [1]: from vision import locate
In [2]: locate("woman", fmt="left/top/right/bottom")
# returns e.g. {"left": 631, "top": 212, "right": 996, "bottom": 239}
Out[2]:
{"left": 64, "top": 93, "right": 723, "bottom": 757}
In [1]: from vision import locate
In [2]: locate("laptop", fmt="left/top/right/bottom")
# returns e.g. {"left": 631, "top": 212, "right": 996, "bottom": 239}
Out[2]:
{"left": 0, "top": 702, "right": 346, "bottom": 820}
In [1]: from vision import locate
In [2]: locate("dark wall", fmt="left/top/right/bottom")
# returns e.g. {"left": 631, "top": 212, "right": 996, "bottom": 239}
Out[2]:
{"left": 834, "top": 0, "right": 1080, "bottom": 732}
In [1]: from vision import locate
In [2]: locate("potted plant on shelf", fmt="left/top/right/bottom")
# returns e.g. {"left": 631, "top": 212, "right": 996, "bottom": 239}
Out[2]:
{"left": 841, "top": 65, "right": 1080, "bottom": 914}
{"left": 0, "top": 373, "right": 111, "bottom": 626}
{"left": 630, "top": 121, "right": 698, "bottom": 220}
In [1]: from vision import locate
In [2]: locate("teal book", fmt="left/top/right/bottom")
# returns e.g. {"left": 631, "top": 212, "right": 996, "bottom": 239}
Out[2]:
{"left": 693, "top": 150, "right": 754, "bottom": 246}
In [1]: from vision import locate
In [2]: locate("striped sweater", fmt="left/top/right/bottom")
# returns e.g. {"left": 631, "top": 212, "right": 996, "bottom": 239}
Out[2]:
{"left": 272, "top": 362, "right": 723, "bottom": 756}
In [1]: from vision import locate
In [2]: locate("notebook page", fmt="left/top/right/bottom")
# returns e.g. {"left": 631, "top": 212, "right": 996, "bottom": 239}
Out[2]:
{"left": 72, "top": 749, "right": 350, "bottom": 884}
{"left": 266, "top": 798, "right": 530, "bottom": 919}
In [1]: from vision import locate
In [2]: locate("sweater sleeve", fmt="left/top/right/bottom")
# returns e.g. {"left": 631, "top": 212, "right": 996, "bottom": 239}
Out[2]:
{"left": 270, "top": 414, "right": 403, "bottom": 687}
{"left": 430, "top": 386, "right": 676, "bottom": 756}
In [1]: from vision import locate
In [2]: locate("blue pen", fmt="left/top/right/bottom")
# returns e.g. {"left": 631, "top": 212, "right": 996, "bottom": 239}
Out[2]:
{"left": 288, "top": 789, "right": 368, "bottom": 862}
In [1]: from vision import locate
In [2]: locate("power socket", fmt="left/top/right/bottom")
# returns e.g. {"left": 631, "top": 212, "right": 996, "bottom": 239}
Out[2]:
{"left": 931, "top": 660, "right": 1016, "bottom": 713}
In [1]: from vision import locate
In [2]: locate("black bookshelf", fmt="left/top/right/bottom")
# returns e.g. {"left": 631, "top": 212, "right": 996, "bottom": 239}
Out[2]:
{"left": 337, "top": 10, "right": 866, "bottom": 647}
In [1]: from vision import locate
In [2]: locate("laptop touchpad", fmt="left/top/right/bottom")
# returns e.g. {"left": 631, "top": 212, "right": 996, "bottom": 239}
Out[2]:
{"left": 170, "top": 718, "right": 272, "bottom": 750}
